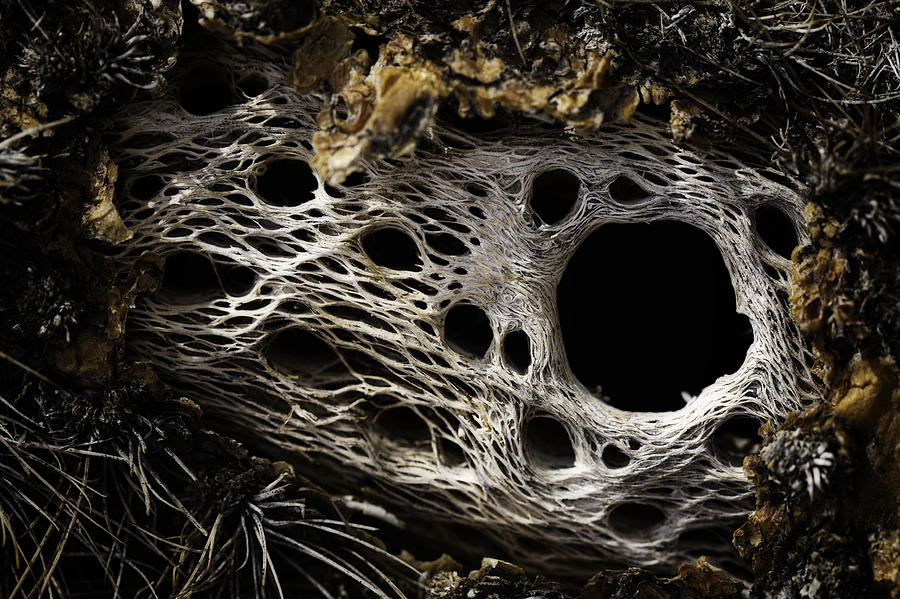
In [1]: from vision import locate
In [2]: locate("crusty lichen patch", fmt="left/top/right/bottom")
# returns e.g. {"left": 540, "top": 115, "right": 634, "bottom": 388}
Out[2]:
{"left": 287, "top": 14, "right": 638, "bottom": 183}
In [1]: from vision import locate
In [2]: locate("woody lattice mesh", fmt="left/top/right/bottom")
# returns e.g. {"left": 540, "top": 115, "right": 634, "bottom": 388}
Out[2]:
{"left": 109, "top": 36, "right": 817, "bottom": 578}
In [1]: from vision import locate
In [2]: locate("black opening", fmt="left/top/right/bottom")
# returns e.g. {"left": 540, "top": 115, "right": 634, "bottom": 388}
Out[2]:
{"left": 709, "top": 416, "right": 764, "bottom": 467}
{"left": 374, "top": 406, "right": 430, "bottom": 445}
{"left": 444, "top": 303, "right": 493, "bottom": 359}
{"left": 425, "top": 233, "right": 469, "bottom": 256}
{"left": 256, "top": 159, "right": 317, "bottom": 207}
{"left": 362, "top": 227, "right": 421, "bottom": 271}
{"left": 531, "top": 169, "right": 580, "bottom": 225}
{"left": 525, "top": 416, "right": 576, "bottom": 469}
{"left": 755, "top": 204, "right": 797, "bottom": 260}
{"left": 342, "top": 170, "right": 370, "bottom": 188}
{"left": 130, "top": 175, "right": 165, "bottom": 201}
{"left": 439, "top": 103, "right": 509, "bottom": 134}
{"left": 264, "top": 328, "right": 339, "bottom": 377}
{"left": 350, "top": 27, "right": 386, "bottom": 63}
{"left": 438, "top": 438, "right": 467, "bottom": 467}
{"left": 161, "top": 252, "right": 254, "bottom": 302}
{"left": 558, "top": 221, "right": 752, "bottom": 412}
{"left": 178, "top": 62, "right": 234, "bottom": 115}
{"left": 237, "top": 73, "right": 269, "bottom": 97}
{"left": 608, "top": 174, "right": 652, "bottom": 204}
{"left": 502, "top": 330, "right": 531, "bottom": 374}
{"left": 608, "top": 503, "right": 666, "bottom": 537}
{"left": 601, "top": 445, "right": 631, "bottom": 469}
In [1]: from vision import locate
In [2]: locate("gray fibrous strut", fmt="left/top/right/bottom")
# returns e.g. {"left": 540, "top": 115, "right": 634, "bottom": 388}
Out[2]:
{"left": 109, "top": 35, "right": 817, "bottom": 578}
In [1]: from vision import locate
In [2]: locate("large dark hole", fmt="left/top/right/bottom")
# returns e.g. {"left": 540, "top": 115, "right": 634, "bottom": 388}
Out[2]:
{"left": 609, "top": 174, "right": 652, "bottom": 204}
{"left": 374, "top": 406, "right": 430, "bottom": 445}
{"left": 362, "top": 227, "right": 421, "bottom": 271}
{"left": 709, "top": 416, "right": 764, "bottom": 467}
{"left": 608, "top": 503, "right": 666, "bottom": 537}
{"left": 264, "top": 328, "right": 339, "bottom": 377}
{"left": 179, "top": 62, "right": 235, "bottom": 115}
{"left": 502, "top": 330, "right": 531, "bottom": 374}
{"left": 531, "top": 168, "right": 580, "bottom": 225}
{"left": 558, "top": 221, "right": 752, "bottom": 412}
{"left": 256, "top": 159, "right": 317, "bottom": 207}
{"left": 525, "top": 416, "right": 576, "bottom": 469}
{"left": 755, "top": 204, "right": 797, "bottom": 260}
{"left": 444, "top": 303, "right": 493, "bottom": 359}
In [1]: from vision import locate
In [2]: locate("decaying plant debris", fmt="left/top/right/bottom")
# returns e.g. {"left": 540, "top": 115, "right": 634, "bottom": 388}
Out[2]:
{"left": 1, "top": 0, "right": 898, "bottom": 597}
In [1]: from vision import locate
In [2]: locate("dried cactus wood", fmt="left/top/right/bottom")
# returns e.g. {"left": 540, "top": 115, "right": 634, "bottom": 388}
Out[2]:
{"left": 110, "top": 36, "right": 816, "bottom": 578}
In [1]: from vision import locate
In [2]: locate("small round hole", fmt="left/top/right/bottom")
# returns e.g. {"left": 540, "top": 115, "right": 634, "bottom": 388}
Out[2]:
{"left": 438, "top": 438, "right": 466, "bottom": 467}
{"left": 601, "top": 445, "right": 630, "bottom": 469}
{"left": 609, "top": 174, "right": 652, "bottom": 204}
{"left": 531, "top": 168, "right": 581, "bottom": 225}
{"left": 130, "top": 175, "right": 165, "bottom": 201}
{"left": 502, "top": 330, "right": 531, "bottom": 374}
{"left": 374, "top": 406, "right": 430, "bottom": 445}
{"left": 362, "top": 227, "right": 421, "bottom": 271}
{"left": 755, "top": 204, "right": 798, "bottom": 260}
{"left": 264, "top": 328, "right": 340, "bottom": 377}
{"left": 710, "top": 416, "right": 763, "bottom": 467}
{"left": 237, "top": 73, "right": 269, "bottom": 97}
{"left": 444, "top": 303, "right": 493, "bottom": 359}
{"left": 608, "top": 503, "right": 666, "bottom": 537}
{"left": 179, "top": 62, "right": 234, "bottom": 115}
{"left": 256, "top": 159, "right": 317, "bottom": 207}
{"left": 525, "top": 416, "right": 575, "bottom": 469}
{"left": 160, "top": 252, "right": 222, "bottom": 303}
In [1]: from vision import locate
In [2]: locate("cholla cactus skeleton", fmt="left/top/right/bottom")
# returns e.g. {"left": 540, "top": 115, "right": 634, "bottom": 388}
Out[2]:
{"left": 109, "top": 35, "right": 817, "bottom": 578}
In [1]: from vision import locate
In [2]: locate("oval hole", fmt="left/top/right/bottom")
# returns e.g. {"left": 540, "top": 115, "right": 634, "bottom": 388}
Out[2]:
{"left": 161, "top": 252, "right": 222, "bottom": 303}
{"left": 601, "top": 445, "right": 631, "bottom": 469}
{"left": 374, "top": 406, "right": 430, "bottom": 445}
{"left": 179, "top": 62, "right": 234, "bottom": 115}
{"left": 609, "top": 503, "right": 666, "bottom": 537}
{"left": 710, "top": 416, "right": 763, "bottom": 467}
{"left": 502, "top": 330, "right": 531, "bottom": 374}
{"left": 558, "top": 221, "right": 752, "bottom": 412}
{"left": 257, "top": 159, "right": 317, "bottom": 207}
{"left": 609, "top": 174, "right": 652, "bottom": 204}
{"left": 755, "top": 204, "right": 798, "bottom": 260}
{"left": 444, "top": 303, "right": 492, "bottom": 359}
{"left": 438, "top": 438, "right": 467, "bottom": 467}
{"left": 237, "top": 73, "right": 269, "bottom": 97}
{"left": 525, "top": 416, "right": 575, "bottom": 469}
{"left": 531, "top": 168, "right": 580, "bottom": 225}
{"left": 425, "top": 233, "right": 469, "bottom": 256}
{"left": 264, "top": 328, "right": 339, "bottom": 377}
{"left": 130, "top": 175, "right": 165, "bottom": 201}
{"left": 362, "top": 227, "right": 421, "bottom": 271}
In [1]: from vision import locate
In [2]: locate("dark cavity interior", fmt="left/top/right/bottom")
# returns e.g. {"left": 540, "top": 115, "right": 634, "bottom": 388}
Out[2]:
{"left": 444, "top": 303, "right": 493, "bottom": 359}
{"left": 178, "top": 62, "right": 234, "bottom": 116}
{"left": 557, "top": 221, "right": 752, "bottom": 412}
{"left": 525, "top": 415, "right": 576, "bottom": 469}
{"left": 531, "top": 168, "right": 581, "bottom": 225}
{"left": 362, "top": 227, "right": 421, "bottom": 271}
{"left": 754, "top": 203, "right": 798, "bottom": 260}
{"left": 256, "top": 159, "right": 317, "bottom": 207}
